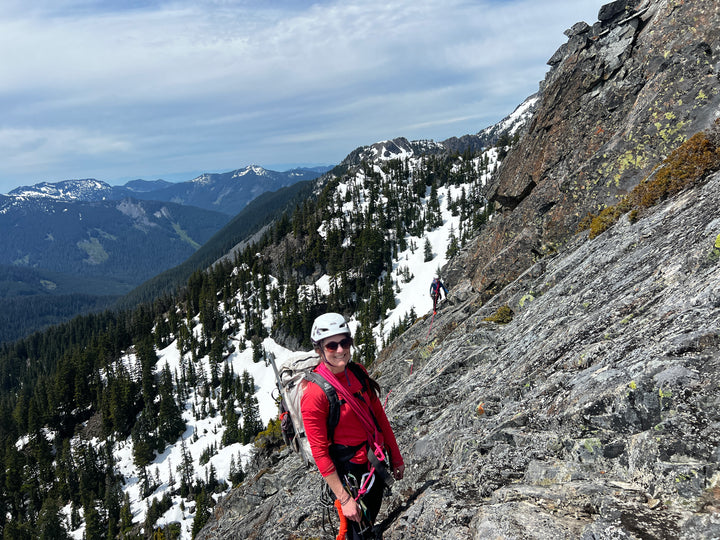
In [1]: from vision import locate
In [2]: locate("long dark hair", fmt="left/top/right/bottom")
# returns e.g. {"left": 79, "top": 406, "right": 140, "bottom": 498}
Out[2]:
{"left": 366, "top": 372, "right": 381, "bottom": 398}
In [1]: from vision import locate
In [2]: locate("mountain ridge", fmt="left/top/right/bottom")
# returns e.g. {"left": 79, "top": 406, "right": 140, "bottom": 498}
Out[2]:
{"left": 0, "top": 1, "right": 718, "bottom": 538}
{"left": 0, "top": 165, "right": 330, "bottom": 343}
{"left": 4, "top": 164, "right": 330, "bottom": 216}
{"left": 193, "top": 0, "right": 720, "bottom": 538}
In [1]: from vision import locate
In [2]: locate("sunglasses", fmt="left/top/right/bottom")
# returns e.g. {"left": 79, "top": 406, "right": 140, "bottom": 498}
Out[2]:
{"left": 323, "top": 337, "right": 353, "bottom": 351}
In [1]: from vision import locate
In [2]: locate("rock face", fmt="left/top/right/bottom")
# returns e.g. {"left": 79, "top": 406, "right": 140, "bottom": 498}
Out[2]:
{"left": 197, "top": 1, "right": 720, "bottom": 538}
{"left": 373, "top": 170, "right": 720, "bottom": 539}
{"left": 471, "top": 0, "right": 720, "bottom": 300}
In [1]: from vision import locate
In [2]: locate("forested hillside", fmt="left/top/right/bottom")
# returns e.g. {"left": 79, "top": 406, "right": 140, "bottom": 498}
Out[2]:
{"left": 0, "top": 166, "right": 329, "bottom": 345}
{"left": 0, "top": 121, "right": 513, "bottom": 538}
{"left": 0, "top": 198, "right": 230, "bottom": 345}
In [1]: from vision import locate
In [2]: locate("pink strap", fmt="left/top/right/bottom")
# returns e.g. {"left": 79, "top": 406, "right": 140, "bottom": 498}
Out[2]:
{"left": 316, "top": 362, "right": 381, "bottom": 446}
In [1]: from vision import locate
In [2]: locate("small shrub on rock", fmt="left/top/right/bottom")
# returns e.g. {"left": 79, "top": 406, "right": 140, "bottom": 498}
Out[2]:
{"left": 581, "top": 123, "right": 720, "bottom": 239}
{"left": 254, "top": 418, "right": 283, "bottom": 450}
{"left": 483, "top": 305, "right": 514, "bottom": 324}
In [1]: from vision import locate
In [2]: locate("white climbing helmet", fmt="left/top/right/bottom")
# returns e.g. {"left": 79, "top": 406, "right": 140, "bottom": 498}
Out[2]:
{"left": 311, "top": 313, "right": 350, "bottom": 344}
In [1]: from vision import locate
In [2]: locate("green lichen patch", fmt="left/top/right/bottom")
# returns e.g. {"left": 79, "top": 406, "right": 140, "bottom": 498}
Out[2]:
{"left": 579, "top": 123, "right": 720, "bottom": 239}
{"left": 483, "top": 305, "right": 514, "bottom": 324}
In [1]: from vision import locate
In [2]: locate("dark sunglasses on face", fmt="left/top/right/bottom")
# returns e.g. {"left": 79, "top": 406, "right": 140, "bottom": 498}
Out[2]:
{"left": 324, "top": 337, "right": 353, "bottom": 351}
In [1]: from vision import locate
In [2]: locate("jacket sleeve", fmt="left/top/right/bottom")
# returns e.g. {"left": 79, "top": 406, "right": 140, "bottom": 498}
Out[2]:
{"left": 369, "top": 391, "right": 404, "bottom": 469}
{"left": 300, "top": 383, "right": 336, "bottom": 477}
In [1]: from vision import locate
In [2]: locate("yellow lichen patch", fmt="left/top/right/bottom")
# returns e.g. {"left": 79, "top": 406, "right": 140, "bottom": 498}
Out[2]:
{"left": 519, "top": 294, "right": 535, "bottom": 308}
{"left": 656, "top": 119, "right": 691, "bottom": 146}
{"left": 483, "top": 305, "right": 514, "bottom": 324}
{"left": 610, "top": 147, "right": 650, "bottom": 187}
{"left": 582, "top": 126, "right": 720, "bottom": 239}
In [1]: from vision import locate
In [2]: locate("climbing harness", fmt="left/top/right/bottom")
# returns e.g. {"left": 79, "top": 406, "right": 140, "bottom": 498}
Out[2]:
{"left": 357, "top": 443, "right": 387, "bottom": 499}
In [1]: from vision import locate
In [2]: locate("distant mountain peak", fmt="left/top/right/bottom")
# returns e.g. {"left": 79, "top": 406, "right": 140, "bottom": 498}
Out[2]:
{"left": 123, "top": 179, "right": 174, "bottom": 193}
{"left": 9, "top": 178, "right": 112, "bottom": 201}
{"left": 233, "top": 165, "right": 269, "bottom": 179}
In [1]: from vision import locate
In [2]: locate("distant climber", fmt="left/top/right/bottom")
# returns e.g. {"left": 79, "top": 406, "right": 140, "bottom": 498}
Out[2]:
{"left": 429, "top": 277, "right": 448, "bottom": 314}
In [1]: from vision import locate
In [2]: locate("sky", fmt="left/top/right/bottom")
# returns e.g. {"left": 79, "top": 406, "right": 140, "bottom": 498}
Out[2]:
{"left": 0, "top": 0, "right": 606, "bottom": 194}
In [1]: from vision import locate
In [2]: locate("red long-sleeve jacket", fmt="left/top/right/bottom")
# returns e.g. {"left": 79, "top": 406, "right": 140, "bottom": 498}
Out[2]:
{"left": 300, "top": 363, "right": 404, "bottom": 477}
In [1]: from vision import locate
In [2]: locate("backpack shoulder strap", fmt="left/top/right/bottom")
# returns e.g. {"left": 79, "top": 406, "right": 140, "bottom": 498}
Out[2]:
{"left": 305, "top": 371, "right": 341, "bottom": 442}
{"left": 344, "top": 363, "right": 383, "bottom": 433}
{"left": 306, "top": 363, "right": 377, "bottom": 443}
{"left": 346, "top": 362, "right": 370, "bottom": 392}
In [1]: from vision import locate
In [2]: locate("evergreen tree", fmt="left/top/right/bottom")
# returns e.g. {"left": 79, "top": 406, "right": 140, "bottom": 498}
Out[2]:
{"left": 252, "top": 340, "right": 264, "bottom": 363}
{"left": 228, "top": 454, "right": 245, "bottom": 486}
{"left": 446, "top": 225, "right": 459, "bottom": 258}
{"left": 423, "top": 238, "right": 434, "bottom": 262}
{"left": 132, "top": 408, "right": 158, "bottom": 468}
{"left": 177, "top": 438, "right": 194, "bottom": 498}
{"left": 241, "top": 396, "right": 263, "bottom": 444}
{"left": 381, "top": 273, "right": 396, "bottom": 314}
{"left": 37, "top": 497, "right": 69, "bottom": 540}
{"left": 119, "top": 492, "right": 133, "bottom": 536}
{"left": 426, "top": 181, "right": 443, "bottom": 228}
{"left": 136, "top": 336, "right": 159, "bottom": 411}
{"left": 83, "top": 502, "right": 104, "bottom": 540}
{"left": 222, "top": 401, "right": 240, "bottom": 446}
{"left": 158, "top": 365, "right": 185, "bottom": 445}
{"left": 2, "top": 520, "right": 33, "bottom": 540}
{"left": 191, "top": 488, "right": 211, "bottom": 538}
{"left": 353, "top": 309, "right": 377, "bottom": 367}
{"left": 206, "top": 463, "right": 219, "bottom": 493}
{"left": 103, "top": 457, "right": 122, "bottom": 539}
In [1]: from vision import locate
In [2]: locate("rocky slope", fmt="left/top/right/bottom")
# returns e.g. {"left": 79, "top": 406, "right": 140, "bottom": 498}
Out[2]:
{"left": 199, "top": 157, "right": 720, "bottom": 540}
{"left": 468, "top": 0, "right": 720, "bottom": 301}
{"left": 197, "top": 0, "right": 720, "bottom": 538}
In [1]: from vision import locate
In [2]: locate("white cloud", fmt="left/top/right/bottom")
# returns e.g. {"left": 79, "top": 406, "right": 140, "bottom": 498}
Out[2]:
{"left": 0, "top": 0, "right": 606, "bottom": 192}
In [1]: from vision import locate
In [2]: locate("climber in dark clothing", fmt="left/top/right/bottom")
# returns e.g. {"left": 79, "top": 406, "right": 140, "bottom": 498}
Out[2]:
{"left": 429, "top": 277, "right": 448, "bottom": 314}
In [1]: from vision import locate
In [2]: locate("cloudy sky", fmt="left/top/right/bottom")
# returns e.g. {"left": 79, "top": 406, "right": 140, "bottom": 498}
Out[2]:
{"left": 0, "top": 0, "right": 606, "bottom": 193}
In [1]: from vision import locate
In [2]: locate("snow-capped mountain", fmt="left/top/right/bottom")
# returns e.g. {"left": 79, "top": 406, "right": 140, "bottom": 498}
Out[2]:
{"left": 340, "top": 95, "right": 537, "bottom": 169}
{"left": 3, "top": 165, "right": 329, "bottom": 216}
{"left": 478, "top": 93, "right": 539, "bottom": 141}
{"left": 8, "top": 178, "right": 116, "bottom": 202}
{"left": 124, "top": 165, "right": 330, "bottom": 216}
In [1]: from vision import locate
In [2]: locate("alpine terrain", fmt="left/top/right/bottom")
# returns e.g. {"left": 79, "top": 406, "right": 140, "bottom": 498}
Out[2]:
{"left": 0, "top": 166, "right": 326, "bottom": 344}
{"left": 0, "top": 0, "right": 718, "bottom": 539}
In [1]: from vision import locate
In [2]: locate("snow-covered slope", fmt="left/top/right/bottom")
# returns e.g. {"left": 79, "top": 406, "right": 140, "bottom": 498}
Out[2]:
{"left": 61, "top": 118, "right": 519, "bottom": 539}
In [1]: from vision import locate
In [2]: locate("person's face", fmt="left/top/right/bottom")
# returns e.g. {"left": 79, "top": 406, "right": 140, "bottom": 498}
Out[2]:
{"left": 320, "top": 333, "right": 353, "bottom": 372}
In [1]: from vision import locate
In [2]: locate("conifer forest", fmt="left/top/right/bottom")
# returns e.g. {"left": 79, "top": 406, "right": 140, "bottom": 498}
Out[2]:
{"left": 0, "top": 147, "right": 498, "bottom": 539}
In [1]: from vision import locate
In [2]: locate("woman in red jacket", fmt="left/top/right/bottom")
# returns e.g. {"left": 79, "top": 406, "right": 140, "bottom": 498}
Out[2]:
{"left": 301, "top": 313, "right": 405, "bottom": 539}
